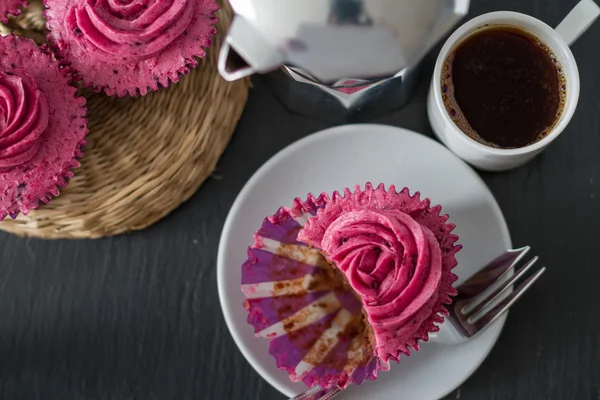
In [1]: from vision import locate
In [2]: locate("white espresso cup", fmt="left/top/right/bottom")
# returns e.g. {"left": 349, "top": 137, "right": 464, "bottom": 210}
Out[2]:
{"left": 427, "top": 0, "right": 600, "bottom": 171}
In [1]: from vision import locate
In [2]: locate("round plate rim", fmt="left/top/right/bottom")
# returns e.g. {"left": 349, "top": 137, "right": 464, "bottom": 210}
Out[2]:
{"left": 217, "top": 123, "right": 512, "bottom": 399}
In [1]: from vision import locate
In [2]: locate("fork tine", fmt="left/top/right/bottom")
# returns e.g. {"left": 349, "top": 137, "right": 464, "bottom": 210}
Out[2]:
{"left": 467, "top": 256, "right": 539, "bottom": 322}
{"left": 461, "top": 246, "right": 531, "bottom": 314}
{"left": 470, "top": 266, "right": 546, "bottom": 330}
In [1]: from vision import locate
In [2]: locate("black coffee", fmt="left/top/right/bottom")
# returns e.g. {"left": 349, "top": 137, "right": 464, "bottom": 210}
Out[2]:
{"left": 442, "top": 26, "right": 566, "bottom": 148}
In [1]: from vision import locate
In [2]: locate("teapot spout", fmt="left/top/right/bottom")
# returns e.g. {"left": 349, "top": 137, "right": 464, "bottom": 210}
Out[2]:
{"left": 218, "top": 16, "right": 284, "bottom": 81}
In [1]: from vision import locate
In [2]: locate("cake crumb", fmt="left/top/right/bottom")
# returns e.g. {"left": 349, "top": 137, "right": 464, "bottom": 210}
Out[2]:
{"left": 284, "top": 321, "right": 294, "bottom": 330}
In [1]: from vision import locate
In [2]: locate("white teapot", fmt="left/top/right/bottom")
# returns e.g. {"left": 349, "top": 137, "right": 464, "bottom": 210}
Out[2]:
{"left": 219, "top": 0, "right": 470, "bottom": 121}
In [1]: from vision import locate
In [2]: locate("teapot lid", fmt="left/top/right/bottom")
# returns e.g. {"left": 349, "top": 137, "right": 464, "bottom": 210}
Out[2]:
{"left": 223, "top": 0, "right": 469, "bottom": 83}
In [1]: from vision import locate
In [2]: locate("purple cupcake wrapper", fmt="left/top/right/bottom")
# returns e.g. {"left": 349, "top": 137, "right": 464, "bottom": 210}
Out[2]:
{"left": 242, "top": 194, "right": 384, "bottom": 389}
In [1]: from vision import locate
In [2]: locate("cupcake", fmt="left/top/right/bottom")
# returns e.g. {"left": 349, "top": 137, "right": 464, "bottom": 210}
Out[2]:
{"left": 0, "top": 0, "right": 27, "bottom": 23}
{"left": 298, "top": 184, "right": 461, "bottom": 364}
{"left": 0, "top": 34, "right": 87, "bottom": 221}
{"left": 241, "top": 183, "right": 461, "bottom": 389}
{"left": 44, "top": 0, "right": 220, "bottom": 97}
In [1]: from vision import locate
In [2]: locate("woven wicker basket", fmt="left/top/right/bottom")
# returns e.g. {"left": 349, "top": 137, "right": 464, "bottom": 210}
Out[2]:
{"left": 0, "top": 0, "right": 249, "bottom": 239}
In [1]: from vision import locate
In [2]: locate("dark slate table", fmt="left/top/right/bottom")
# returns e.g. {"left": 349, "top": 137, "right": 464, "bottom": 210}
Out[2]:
{"left": 1, "top": 1, "right": 599, "bottom": 399}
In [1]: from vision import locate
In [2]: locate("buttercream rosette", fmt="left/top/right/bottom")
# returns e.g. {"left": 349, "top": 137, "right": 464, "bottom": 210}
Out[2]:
{"left": 299, "top": 183, "right": 461, "bottom": 364}
{"left": 0, "top": 35, "right": 87, "bottom": 220}
{"left": 44, "top": 0, "right": 219, "bottom": 96}
{"left": 241, "top": 183, "right": 461, "bottom": 389}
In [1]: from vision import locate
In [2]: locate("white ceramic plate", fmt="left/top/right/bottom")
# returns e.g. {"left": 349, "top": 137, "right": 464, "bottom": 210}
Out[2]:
{"left": 217, "top": 124, "right": 511, "bottom": 400}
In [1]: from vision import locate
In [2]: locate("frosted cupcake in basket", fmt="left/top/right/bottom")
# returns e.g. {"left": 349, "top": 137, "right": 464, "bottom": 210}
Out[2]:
{"left": 0, "top": 35, "right": 87, "bottom": 221}
{"left": 241, "top": 183, "right": 461, "bottom": 389}
{"left": 44, "top": 0, "right": 220, "bottom": 96}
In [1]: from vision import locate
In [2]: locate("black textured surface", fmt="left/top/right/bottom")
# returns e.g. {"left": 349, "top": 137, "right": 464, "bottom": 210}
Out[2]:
{"left": 1, "top": 0, "right": 599, "bottom": 399}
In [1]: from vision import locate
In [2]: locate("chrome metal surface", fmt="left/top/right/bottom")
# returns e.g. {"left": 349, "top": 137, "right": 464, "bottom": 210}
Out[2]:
{"left": 221, "top": 0, "right": 469, "bottom": 82}
{"left": 261, "top": 63, "right": 421, "bottom": 122}
{"left": 219, "top": 0, "right": 470, "bottom": 120}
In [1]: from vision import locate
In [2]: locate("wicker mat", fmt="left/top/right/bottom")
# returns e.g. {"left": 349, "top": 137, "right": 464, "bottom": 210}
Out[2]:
{"left": 0, "top": 0, "right": 249, "bottom": 239}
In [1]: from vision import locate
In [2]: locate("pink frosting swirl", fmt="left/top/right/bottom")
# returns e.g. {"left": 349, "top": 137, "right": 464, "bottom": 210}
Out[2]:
{"left": 319, "top": 209, "right": 442, "bottom": 332}
{"left": 65, "top": 0, "right": 195, "bottom": 61}
{"left": 0, "top": 70, "right": 49, "bottom": 169}
{"left": 298, "top": 185, "right": 460, "bottom": 363}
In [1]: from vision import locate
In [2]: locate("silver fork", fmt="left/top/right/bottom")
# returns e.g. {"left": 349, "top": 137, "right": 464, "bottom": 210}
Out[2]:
{"left": 289, "top": 246, "right": 546, "bottom": 400}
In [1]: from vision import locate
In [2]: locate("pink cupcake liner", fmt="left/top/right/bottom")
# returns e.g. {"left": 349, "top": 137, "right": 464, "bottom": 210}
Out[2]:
{"left": 298, "top": 183, "right": 461, "bottom": 364}
{"left": 0, "top": 35, "right": 87, "bottom": 221}
{"left": 241, "top": 183, "right": 462, "bottom": 390}
{"left": 242, "top": 193, "right": 383, "bottom": 390}
{"left": 44, "top": 0, "right": 219, "bottom": 97}
{"left": 0, "top": 0, "right": 27, "bottom": 23}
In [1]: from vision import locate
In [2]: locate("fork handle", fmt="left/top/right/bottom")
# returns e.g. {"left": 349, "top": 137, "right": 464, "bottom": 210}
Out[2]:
{"left": 427, "top": 319, "right": 469, "bottom": 345}
{"left": 290, "top": 385, "right": 342, "bottom": 400}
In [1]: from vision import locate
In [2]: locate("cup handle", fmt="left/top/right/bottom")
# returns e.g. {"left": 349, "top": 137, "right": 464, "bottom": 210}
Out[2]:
{"left": 555, "top": 0, "right": 600, "bottom": 46}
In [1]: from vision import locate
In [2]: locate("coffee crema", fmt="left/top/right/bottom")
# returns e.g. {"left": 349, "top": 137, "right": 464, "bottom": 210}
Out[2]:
{"left": 441, "top": 25, "right": 566, "bottom": 149}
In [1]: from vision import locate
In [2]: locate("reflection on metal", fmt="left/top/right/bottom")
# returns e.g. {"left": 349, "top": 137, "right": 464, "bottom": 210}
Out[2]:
{"left": 220, "top": 0, "right": 470, "bottom": 121}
